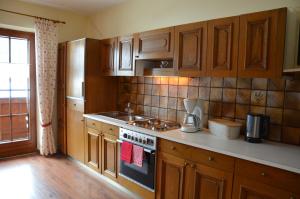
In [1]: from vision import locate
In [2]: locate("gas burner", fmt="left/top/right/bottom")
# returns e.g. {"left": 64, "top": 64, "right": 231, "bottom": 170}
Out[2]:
{"left": 128, "top": 118, "right": 180, "bottom": 132}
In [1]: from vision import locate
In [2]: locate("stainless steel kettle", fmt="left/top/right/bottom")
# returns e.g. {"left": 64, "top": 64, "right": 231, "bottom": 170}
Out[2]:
{"left": 245, "top": 113, "right": 270, "bottom": 143}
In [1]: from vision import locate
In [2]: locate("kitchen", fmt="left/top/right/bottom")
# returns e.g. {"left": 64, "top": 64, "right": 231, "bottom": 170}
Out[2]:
{"left": 0, "top": 0, "right": 300, "bottom": 199}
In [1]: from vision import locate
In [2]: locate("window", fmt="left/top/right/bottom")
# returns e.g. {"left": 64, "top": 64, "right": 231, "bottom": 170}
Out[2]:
{"left": 0, "top": 28, "right": 36, "bottom": 150}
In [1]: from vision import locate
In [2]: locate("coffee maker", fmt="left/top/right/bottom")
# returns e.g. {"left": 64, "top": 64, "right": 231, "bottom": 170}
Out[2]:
{"left": 180, "top": 99, "right": 204, "bottom": 133}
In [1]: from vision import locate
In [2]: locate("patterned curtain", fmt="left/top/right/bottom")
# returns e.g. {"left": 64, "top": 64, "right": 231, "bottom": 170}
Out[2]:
{"left": 35, "top": 19, "right": 58, "bottom": 155}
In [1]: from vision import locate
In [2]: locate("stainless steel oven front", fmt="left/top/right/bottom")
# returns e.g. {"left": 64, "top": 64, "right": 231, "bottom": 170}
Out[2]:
{"left": 117, "top": 128, "right": 156, "bottom": 192}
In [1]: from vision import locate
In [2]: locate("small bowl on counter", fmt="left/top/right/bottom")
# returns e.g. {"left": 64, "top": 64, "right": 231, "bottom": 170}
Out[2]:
{"left": 208, "top": 119, "right": 242, "bottom": 139}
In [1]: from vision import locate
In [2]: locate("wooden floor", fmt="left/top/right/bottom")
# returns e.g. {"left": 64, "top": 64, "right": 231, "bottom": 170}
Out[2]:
{"left": 0, "top": 154, "right": 137, "bottom": 199}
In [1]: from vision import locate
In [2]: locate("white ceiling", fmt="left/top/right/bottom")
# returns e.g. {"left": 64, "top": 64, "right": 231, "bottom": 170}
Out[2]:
{"left": 20, "top": 0, "right": 127, "bottom": 15}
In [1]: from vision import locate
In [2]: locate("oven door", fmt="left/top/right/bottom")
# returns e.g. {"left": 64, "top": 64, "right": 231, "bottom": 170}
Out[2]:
{"left": 117, "top": 140, "right": 156, "bottom": 191}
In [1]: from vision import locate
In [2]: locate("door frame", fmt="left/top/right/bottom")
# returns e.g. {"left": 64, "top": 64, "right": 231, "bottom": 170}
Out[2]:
{"left": 0, "top": 28, "right": 37, "bottom": 157}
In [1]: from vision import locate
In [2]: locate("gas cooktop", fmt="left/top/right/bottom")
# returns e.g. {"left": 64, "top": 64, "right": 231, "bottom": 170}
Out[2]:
{"left": 127, "top": 118, "right": 181, "bottom": 132}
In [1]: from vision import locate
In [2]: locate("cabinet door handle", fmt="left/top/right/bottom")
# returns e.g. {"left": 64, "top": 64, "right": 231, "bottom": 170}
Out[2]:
{"left": 261, "top": 172, "right": 266, "bottom": 176}
{"left": 109, "top": 128, "right": 113, "bottom": 131}
{"left": 208, "top": 156, "right": 214, "bottom": 161}
{"left": 171, "top": 146, "right": 176, "bottom": 150}
{"left": 135, "top": 55, "right": 139, "bottom": 58}
{"left": 92, "top": 123, "right": 96, "bottom": 126}
{"left": 81, "top": 119, "right": 85, "bottom": 122}
{"left": 184, "top": 161, "right": 188, "bottom": 166}
{"left": 190, "top": 164, "right": 196, "bottom": 169}
{"left": 81, "top": 81, "right": 85, "bottom": 97}
{"left": 290, "top": 197, "right": 295, "bottom": 199}
{"left": 73, "top": 103, "right": 76, "bottom": 106}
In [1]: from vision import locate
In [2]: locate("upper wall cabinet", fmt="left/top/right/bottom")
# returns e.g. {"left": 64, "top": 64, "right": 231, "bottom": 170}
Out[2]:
{"left": 100, "top": 38, "right": 117, "bottom": 76}
{"left": 134, "top": 27, "right": 174, "bottom": 60}
{"left": 238, "top": 8, "right": 286, "bottom": 78}
{"left": 116, "top": 35, "right": 135, "bottom": 76}
{"left": 207, "top": 16, "right": 239, "bottom": 77}
{"left": 174, "top": 22, "right": 207, "bottom": 76}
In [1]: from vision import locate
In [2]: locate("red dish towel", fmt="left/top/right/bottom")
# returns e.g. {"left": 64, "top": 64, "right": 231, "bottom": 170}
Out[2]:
{"left": 132, "top": 144, "right": 144, "bottom": 167}
{"left": 121, "top": 141, "right": 133, "bottom": 163}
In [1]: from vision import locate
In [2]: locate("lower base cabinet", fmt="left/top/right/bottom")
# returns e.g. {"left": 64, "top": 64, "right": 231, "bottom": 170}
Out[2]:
{"left": 156, "top": 141, "right": 234, "bottom": 199}
{"left": 102, "top": 133, "right": 118, "bottom": 180}
{"left": 84, "top": 119, "right": 118, "bottom": 181}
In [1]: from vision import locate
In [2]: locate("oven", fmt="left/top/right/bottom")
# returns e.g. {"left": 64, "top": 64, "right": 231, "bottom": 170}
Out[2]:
{"left": 117, "top": 128, "right": 156, "bottom": 191}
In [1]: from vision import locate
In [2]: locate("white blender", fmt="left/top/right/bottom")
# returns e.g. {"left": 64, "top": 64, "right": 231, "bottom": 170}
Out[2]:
{"left": 180, "top": 98, "right": 204, "bottom": 133}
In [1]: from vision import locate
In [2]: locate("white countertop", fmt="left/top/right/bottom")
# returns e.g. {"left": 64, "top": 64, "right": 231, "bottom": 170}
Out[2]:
{"left": 84, "top": 113, "right": 300, "bottom": 174}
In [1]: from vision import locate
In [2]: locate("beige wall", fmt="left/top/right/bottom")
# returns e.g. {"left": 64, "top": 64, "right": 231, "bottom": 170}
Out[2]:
{"left": 0, "top": 0, "right": 87, "bottom": 42}
{"left": 87, "top": 0, "right": 300, "bottom": 39}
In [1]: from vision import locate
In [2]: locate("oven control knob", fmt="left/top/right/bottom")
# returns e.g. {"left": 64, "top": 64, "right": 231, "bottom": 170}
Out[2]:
{"left": 142, "top": 139, "right": 146, "bottom": 144}
{"left": 138, "top": 138, "right": 142, "bottom": 143}
{"left": 135, "top": 137, "right": 138, "bottom": 141}
{"left": 128, "top": 135, "right": 131, "bottom": 139}
{"left": 123, "top": 133, "right": 127, "bottom": 138}
{"left": 131, "top": 136, "right": 134, "bottom": 140}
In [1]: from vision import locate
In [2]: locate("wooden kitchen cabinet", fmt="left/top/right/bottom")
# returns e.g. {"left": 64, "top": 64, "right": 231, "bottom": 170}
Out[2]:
{"left": 157, "top": 139, "right": 234, "bottom": 199}
{"left": 100, "top": 37, "right": 118, "bottom": 76}
{"left": 134, "top": 27, "right": 175, "bottom": 60}
{"left": 207, "top": 16, "right": 239, "bottom": 77}
{"left": 116, "top": 35, "right": 135, "bottom": 76}
{"left": 101, "top": 132, "right": 118, "bottom": 180}
{"left": 233, "top": 159, "right": 300, "bottom": 199}
{"left": 174, "top": 22, "right": 207, "bottom": 76}
{"left": 238, "top": 8, "right": 286, "bottom": 78}
{"left": 84, "top": 118, "right": 119, "bottom": 180}
{"left": 66, "top": 98, "right": 85, "bottom": 162}
{"left": 85, "top": 127, "right": 101, "bottom": 171}
{"left": 156, "top": 152, "right": 186, "bottom": 199}
{"left": 60, "top": 38, "right": 118, "bottom": 162}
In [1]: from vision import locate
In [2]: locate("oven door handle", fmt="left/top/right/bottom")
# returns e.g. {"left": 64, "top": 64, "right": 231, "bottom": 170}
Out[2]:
{"left": 117, "top": 139, "right": 156, "bottom": 154}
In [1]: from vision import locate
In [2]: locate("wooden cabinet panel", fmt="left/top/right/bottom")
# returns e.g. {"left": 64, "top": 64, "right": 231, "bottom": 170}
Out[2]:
{"left": 66, "top": 100, "right": 85, "bottom": 163}
{"left": 101, "top": 133, "right": 118, "bottom": 180}
{"left": 117, "top": 35, "right": 135, "bottom": 76}
{"left": 85, "top": 127, "right": 101, "bottom": 171}
{"left": 174, "top": 22, "right": 207, "bottom": 76}
{"left": 232, "top": 176, "right": 299, "bottom": 199}
{"left": 66, "top": 39, "right": 85, "bottom": 98}
{"left": 86, "top": 119, "right": 102, "bottom": 130}
{"left": 207, "top": 16, "right": 239, "bottom": 77}
{"left": 135, "top": 27, "right": 174, "bottom": 60}
{"left": 57, "top": 42, "right": 67, "bottom": 154}
{"left": 188, "top": 162, "right": 233, "bottom": 199}
{"left": 100, "top": 38, "right": 117, "bottom": 76}
{"left": 238, "top": 8, "right": 286, "bottom": 78}
{"left": 156, "top": 152, "right": 186, "bottom": 199}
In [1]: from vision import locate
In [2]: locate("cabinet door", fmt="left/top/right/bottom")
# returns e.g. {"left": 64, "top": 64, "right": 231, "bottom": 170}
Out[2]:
{"left": 135, "top": 27, "right": 174, "bottom": 60}
{"left": 232, "top": 176, "right": 299, "bottom": 199}
{"left": 207, "top": 16, "right": 239, "bottom": 77}
{"left": 66, "top": 99, "right": 85, "bottom": 162}
{"left": 85, "top": 127, "right": 101, "bottom": 171}
{"left": 101, "top": 133, "right": 118, "bottom": 180}
{"left": 100, "top": 38, "right": 117, "bottom": 76}
{"left": 156, "top": 152, "right": 187, "bottom": 199}
{"left": 66, "top": 39, "right": 85, "bottom": 98}
{"left": 238, "top": 8, "right": 286, "bottom": 78}
{"left": 186, "top": 162, "right": 233, "bottom": 199}
{"left": 116, "top": 35, "right": 135, "bottom": 76}
{"left": 174, "top": 22, "right": 207, "bottom": 76}
{"left": 57, "top": 42, "right": 67, "bottom": 154}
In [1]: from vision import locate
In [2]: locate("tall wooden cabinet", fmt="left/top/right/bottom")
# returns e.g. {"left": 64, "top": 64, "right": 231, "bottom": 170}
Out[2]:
{"left": 207, "top": 16, "right": 239, "bottom": 77}
{"left": 57, "top": 38, "right": 118, "bottom": 163}
{"left": 238, "top": 8, "right": 286, "bottom": 78}
{"left": 174, "top": 22, "right": 207, "bottom": 76}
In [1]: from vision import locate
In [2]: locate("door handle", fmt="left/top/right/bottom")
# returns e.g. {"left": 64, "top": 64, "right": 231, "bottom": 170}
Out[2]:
{"left": 81, "top": 81, "right": 85, "bottom": 97}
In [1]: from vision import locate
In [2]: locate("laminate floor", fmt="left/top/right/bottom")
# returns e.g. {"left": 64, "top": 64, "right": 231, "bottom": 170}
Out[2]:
{"left": 0, "top": 154, "right": 137, "bottom": 199}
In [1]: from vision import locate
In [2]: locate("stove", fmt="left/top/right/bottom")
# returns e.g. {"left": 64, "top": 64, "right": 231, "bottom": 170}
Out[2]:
{"left": 127, "top": 118, "right": 181, "bottom": 132}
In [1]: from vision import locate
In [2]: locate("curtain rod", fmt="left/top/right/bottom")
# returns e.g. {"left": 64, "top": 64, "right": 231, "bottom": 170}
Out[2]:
{"left": 0, "top": 9, "right": 66, "bottom": 24}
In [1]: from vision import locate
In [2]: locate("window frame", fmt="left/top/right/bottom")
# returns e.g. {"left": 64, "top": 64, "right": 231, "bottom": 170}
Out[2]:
{"left": 0, "top": 28, "right": 36, "bottom": 157}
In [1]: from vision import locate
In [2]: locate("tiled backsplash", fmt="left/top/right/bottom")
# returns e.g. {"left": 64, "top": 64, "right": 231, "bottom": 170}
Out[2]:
{"left": 118, "top": 76, "right": 300, "bottom": 146}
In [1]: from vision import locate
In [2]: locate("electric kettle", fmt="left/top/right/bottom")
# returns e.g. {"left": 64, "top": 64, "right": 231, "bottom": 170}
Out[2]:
{"left": 245, "top": 113, "right": 270, "bottom": 143}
